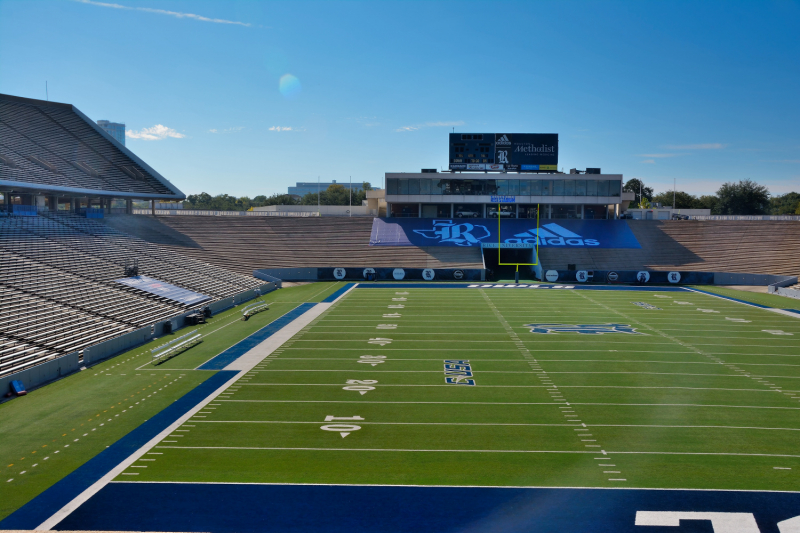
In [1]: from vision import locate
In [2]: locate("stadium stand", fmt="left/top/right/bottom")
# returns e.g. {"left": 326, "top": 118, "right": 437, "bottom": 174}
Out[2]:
{"left": 0, "top": 93, "right": 275, "bottom": 383}
{"left": 0, "top": 94, "right": 179, "bottom": 197}
{"left": 102, "top": 216, "right": 485, "bottom": 273}
{"left": 538, "top": 220, "right": 800, "bottom": 275}
{"left": 0, "top": 212, "right": 266, "bottom": 377}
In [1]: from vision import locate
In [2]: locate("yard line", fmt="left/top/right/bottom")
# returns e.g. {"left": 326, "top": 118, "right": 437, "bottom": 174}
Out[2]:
{"left": 192, "top": 421, "right": 583, "bottom": 427}
{"left": 154, "top": 446, "right": 800, "bottom": 458}
{"left": 235, "top": 383, "right": 792, "bottom": 392}
{"left": 217, "top": 399, "right": 800, "bottom": 409}
{"left": 251, "top": 370, "right": 759, "bottom": 377}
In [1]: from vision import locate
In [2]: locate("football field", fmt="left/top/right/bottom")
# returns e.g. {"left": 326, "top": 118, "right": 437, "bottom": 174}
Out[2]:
{"left": 10, "top": 284, "right": 800, "bottom": 532}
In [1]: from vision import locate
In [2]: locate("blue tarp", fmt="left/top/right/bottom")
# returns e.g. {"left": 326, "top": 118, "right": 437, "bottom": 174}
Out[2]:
{"left": 114, "top": 275, "right": 210, "bottom": 305}
{"left": 370, "top": 218, "right": 641, "bottom": 249}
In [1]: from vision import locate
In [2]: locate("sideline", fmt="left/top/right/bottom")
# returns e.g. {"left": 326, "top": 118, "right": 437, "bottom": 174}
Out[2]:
{"left": 0, "top": 285, "right": 357, "bottom": 531}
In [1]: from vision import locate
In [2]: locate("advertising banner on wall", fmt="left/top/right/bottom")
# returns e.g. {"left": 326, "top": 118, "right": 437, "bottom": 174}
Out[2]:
{"left": 370, "top": 218, "right": 641, "bottom": 249}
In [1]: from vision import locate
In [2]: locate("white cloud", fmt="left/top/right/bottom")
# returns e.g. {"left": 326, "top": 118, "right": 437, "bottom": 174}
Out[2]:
{"left": 209, "top": 126, "right": 244, "bottom": 134}
{"left": 269, "top": 126, "right": 292, "bottom": 131}
{"left": 126, "top": 125, "right": 185, "bottom": 141}
{"left": 396, "top": 121, "right": 464, "bottom": 132}
{"left": 638, "top": 153, "right": 682, "bottom": 158}
{"left": 641, "top": 159, "right": 656, "bottom": 164}
{"left": 662, "top": 143, "right": 725, "bottom": 150}
{"left": 73, "top": 0, "right": 251, "bottom": 27}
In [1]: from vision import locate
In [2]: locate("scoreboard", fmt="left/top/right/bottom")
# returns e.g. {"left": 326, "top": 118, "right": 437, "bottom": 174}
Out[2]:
{"left": 449, "top": 133, "right": 558, "bottom": 172}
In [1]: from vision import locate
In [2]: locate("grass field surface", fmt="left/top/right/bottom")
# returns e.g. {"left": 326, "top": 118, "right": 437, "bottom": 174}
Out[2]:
{"left": 107, "top": 286, "right": 800, "bottom": 493}
{"left": 0, "top": 281, "right": 346, "bottom": 521}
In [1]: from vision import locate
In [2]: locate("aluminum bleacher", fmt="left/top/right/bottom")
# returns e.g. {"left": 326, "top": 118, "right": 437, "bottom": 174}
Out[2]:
{"left": 537, "top": 220, "right": 800, "bottom": 276}
{"left": 104, "top": 216, "right": 485, "bottom": 275}
{"left": 0, "top": 213, "right": 265, "bottom": 378}
{"left": 0, "top": 94, "right": 176, "bottom": 196}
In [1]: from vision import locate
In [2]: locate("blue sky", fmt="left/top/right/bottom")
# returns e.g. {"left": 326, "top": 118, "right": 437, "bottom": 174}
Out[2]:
{"left": 1, "top": 0, "right": 798, "bottom": 198}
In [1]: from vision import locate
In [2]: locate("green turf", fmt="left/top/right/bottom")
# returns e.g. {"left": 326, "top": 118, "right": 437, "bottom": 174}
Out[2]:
{"left": 113, "top": 287, "right": 800, "bottom": 492}
{"left": 692, "top": 285, "right": 800, "bottom": 309}
{"left": 0, "top": 282, "right": 342, "bottom": 521}
{"left": 3, "top": 283, "right": 799, "bottom": 521}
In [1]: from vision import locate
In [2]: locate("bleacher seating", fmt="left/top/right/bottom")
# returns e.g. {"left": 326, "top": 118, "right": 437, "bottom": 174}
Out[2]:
{"left": 103, "top": 216, "right": 485, "bottom": 274}
{"left": 538, "top": 220, "right": 800, "bottom": 275}
{"left": 0, "top": 95, "right": 176, "bottom": 196}
{"left": 0, "top": 212, "right": 266, "bottom": 378}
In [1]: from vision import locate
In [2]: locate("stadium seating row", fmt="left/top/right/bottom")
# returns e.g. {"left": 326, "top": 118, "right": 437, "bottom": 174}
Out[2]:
{"left": 0, "top": 212, "right": 265, "bottom": 378}
{"left": 0, "top": 98, "right": 172, "bottom": 195}
{"left": 104, "top": 216, "right": 485, "bottom": 274}
{"left": 535, "top": 221, "right": 800, "bottom": 276}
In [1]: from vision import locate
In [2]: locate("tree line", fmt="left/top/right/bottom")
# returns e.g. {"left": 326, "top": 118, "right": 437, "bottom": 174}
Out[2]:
{"left": 184, "top": 182, "right": 372, "bottom": 211}
{"left": 623, "top": 178, "right": 800, "bottom": 215}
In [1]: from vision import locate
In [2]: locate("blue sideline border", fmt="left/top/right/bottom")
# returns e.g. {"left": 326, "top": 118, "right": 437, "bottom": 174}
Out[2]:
{"left": 197, "top": 303, "right": 317, "bottom": 370}
{"left": 0, "top": 371, "right": 238, "bottom": 530}
{"left": 321, "top": 283, "right": 356, "bottom": 303}
{"left": 54, "top": 482, "right": 800, "bottom": 533}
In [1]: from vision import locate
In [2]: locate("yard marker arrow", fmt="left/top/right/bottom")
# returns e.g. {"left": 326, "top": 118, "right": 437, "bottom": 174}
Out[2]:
{"left": 340, "top": 432, "right": 350, "bottom": 438}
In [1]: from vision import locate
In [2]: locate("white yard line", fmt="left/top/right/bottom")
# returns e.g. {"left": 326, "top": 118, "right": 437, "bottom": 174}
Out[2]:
{"left": 153, "top": 445, "right": 800, "bottom": 459}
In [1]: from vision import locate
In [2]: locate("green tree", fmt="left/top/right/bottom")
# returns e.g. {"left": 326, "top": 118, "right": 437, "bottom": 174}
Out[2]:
{"left": 715, "top": 179, "right": 770, "bottom": 215}
{"left": 769, "top": 192, "right": 800, "bottom": 215}
{"left": 623, "top": 179, "right": 653, "bottom": 207}
{"left": 301, "top": 183, "right": 369, "bottom": 206}
{"left": 652, "top": 190, "right": 698, "bottom": 209}
{"left": 694, "top": 195, "right": 719, "bottom": 213}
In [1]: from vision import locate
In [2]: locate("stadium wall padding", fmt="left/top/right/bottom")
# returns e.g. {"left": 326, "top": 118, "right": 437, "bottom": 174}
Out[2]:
{"left": 255, "top": 268, "right": 485, "bottom": 282}
{"left": 548, "top": 270, "right": 714, "bottom": 284}
{"left": 0, "top": 352, "right": 80, "bottom": 397}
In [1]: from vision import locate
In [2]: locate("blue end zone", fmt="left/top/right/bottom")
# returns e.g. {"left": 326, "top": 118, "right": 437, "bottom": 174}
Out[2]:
{"left": 361, "top": 283, "right": 689, "bottom": 291}
{"left": 321, "top": 283, "right": 355, "bottom": 302}
{"left": 0, "top": 371, "right": 238, "bottom": 530}
{"left": 55, "top": 482, "right": 800, "bottom": 533}
{"left": 198, "top": 303, "right": 317, "bottom": 370}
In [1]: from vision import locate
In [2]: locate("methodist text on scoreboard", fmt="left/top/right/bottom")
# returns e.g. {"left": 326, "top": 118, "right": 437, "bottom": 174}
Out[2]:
{"left": 449, "top": 133, "right": 558, "bottom": 172}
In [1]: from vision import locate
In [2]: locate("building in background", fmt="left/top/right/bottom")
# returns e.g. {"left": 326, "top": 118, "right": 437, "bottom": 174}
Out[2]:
{"left": 96, "top": 120, "right": 125, "bottom": 146}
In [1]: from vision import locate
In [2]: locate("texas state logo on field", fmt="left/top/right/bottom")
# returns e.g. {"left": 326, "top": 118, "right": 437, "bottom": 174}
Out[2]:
{"left": 525, "top": 323, "right": 644, "bottom": 335}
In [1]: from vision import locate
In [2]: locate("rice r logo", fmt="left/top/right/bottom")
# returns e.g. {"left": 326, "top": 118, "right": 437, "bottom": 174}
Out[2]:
{"left": 413, "top": 220, "right": 491, "bottom": 247}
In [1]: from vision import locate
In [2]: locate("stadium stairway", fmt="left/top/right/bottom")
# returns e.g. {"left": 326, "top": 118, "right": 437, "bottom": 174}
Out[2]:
{"left": 102, "top": 216, "right": 484, "bottom": 274}
{"left": 538, "top": 220, "right": 800, "bottom": 276}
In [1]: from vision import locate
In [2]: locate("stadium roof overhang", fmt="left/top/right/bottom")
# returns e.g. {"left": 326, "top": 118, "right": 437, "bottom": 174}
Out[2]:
{"left": 0, "top": 94, "right": 185, "bottom": 201}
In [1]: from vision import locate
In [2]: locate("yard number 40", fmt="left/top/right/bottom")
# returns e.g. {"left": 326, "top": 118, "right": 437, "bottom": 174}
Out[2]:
{"left": 320, "top": 415, "right": 364, "bottom": 438}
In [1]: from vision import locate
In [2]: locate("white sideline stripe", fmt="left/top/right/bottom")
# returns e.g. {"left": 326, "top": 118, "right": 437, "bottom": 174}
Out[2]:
{"left": 685, "top": 288, "right": 800, "bottom": 320}
{"left": 223, "top": 303, "right": 332, "bottom": 371}
{"left": 108, "top": 480, "right": 800, "bottom": 494}
{"left": 37, "top": 302, "right": 336, "bottom": 531}
{"left": 155, "top": 446, "right": 800, "bottom": 458}
{"left": 218, "top": 399, "right": 800, "bottom": 409}
{"left": 191, "top": 420, "right": 800, "bottom": 431}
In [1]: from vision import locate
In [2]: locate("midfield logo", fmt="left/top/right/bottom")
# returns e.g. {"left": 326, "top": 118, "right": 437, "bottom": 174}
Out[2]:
{"left": 525, "top": 323, "right": 643, "bottom": 335}
{"left": 413, "top": 220, "right": 491, "bottom": 247}
{"left": 507, "top": 222, "right": 600, "bottom": 247}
